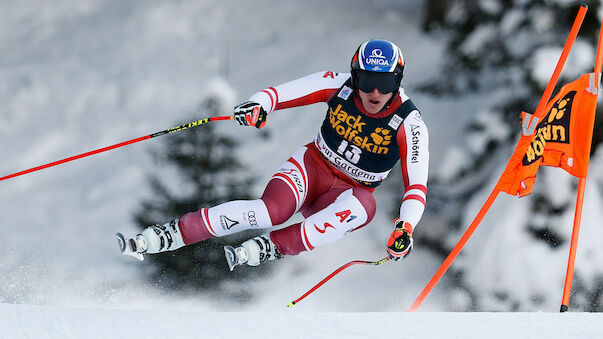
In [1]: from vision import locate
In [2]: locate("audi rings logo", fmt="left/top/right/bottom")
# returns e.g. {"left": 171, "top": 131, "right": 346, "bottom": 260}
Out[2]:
{"left": 247, "top": 210, "right": 258, "bottom": 228}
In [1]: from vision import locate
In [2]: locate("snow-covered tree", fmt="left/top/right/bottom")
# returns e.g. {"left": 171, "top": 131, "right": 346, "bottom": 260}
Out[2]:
{"left": 133, "top": 78, "right": 268, "bottom": 297}
{"left": 415, "top": 0, "right": 603, "bottom": 311}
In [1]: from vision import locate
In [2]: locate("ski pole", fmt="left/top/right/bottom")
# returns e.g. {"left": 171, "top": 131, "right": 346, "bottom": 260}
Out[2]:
{"left": 0, "top": 115, "right": 233, "bottom": 182}
{"left": 287, "top": 256, "right": 391, "bottom": 307}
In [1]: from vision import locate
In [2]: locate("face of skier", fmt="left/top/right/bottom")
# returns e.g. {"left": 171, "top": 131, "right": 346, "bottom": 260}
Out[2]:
{"left": 357, "top": 88, "right": 394, "bottom": 114}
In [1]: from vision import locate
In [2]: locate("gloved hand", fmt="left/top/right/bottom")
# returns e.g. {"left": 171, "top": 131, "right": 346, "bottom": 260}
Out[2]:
{"left": 387, "top": 219, "right": 413, "bottom": 260}
{"left": 234, "top": 101, "right": 268, "bottom": 129}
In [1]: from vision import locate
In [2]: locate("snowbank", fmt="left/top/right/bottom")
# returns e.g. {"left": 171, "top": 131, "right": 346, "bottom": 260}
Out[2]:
{"left": 2, "top": 303, "right": 603, "bottom": 339}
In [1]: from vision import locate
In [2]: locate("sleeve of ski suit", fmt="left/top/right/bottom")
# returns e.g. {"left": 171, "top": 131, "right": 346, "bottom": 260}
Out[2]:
{"left": 396, "top": 110, "right": 429, "bottom": 231}
{"left": 247, "top": 71, "right": 349, "bottom": 112}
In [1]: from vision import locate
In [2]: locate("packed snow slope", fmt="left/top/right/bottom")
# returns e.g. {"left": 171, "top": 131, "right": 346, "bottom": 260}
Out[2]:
{"left": 2, "top": 303, "right": 603, "bottom": 339}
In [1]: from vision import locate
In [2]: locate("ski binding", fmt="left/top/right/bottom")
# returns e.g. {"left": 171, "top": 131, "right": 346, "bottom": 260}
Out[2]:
{"left": 224, "top": 245, "right": 248, "bottom": 271}
{"left": 116, "top": 232, "right": 145, "bottom": 261}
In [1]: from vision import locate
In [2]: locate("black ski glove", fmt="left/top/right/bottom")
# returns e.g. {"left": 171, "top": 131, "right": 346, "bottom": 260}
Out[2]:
{"left": 387, "top": 219, "right": 413, "bottom": 261}
{"left": 234, "top": 101, "right": 268, "bottom": 129}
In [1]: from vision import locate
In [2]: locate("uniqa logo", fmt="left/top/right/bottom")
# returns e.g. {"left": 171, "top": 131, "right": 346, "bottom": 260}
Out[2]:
{"left": 369, "top": 49, "right": 386, "bottom": 58}
{"left": 366, "top": 58, "right": 390, "bottom": 66}
{"left": 366, "top": 48, "right": 389, "bottom": 65}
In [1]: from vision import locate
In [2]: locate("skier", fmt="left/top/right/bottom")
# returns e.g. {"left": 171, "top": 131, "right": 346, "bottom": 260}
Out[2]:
{"left": 117, "top": 39, "right": 429, "bottom": 270}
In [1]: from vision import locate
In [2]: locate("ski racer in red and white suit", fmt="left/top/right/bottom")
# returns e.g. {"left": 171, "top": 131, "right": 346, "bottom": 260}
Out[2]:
{"left": 124, "top": 40, "right": 429, "bottom": 269}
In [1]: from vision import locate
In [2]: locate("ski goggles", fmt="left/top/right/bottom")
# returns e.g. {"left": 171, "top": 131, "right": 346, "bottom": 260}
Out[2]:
{"left": 353, "top": 70, "right": 401, "bottom": 94}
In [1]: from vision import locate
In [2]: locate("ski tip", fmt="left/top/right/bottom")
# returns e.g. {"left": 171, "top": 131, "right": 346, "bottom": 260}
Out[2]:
{"left": 224, "top": 245, "right": 237, "bottom": 271}
{"left": 287, "top": 301, "right": 296, "bottom": 308}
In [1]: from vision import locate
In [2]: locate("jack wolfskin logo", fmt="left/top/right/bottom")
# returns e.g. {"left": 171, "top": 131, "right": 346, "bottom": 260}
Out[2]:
{"left": 328, "top": 104, "right": 391, "bottom": 154}
{"left": 522, "top": 91, "right": 575, "bottom": 165}
{"left": 370, "top": 128, "right": 392, "bottom": 146}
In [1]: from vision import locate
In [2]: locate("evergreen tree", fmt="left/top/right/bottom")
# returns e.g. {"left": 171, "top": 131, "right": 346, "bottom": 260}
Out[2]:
{"left": 133, "top": 79, "right": 268, "bottom": 297}
{"left": 405, "top": 0, "right": 603, "bottom": 311}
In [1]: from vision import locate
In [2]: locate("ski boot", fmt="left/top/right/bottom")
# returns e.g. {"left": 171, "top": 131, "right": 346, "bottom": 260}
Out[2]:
{"left": 116, "top": 232, "right": 147, "bottom": 261}
{"left": 116, "top": 219, "right": 185, "bottom": 261}
{"left": 224, "top": 233, "right": 283, "bottom": 271}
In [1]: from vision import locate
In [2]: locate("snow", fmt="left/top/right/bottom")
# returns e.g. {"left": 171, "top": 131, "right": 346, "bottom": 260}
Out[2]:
{"left": 479, "top": 0, "right": 503, "bottom": 16}
{"left": 0, "top": 0, "right": 456, "bottom": 313}
{"left": 531, "top": 8, "right": 555, "bottom": 33}
{"left": 466, "top": 110, "right": 510, "bottom": 154}
{"left": 531, "top": 40, "right": 595, "bottom": 87}
{"left": 449, "top": 147, "right": 603, "bottom": 311}
{"left": 437, "top": 147, "right": 466, "bottom": 182}
{"left": 460, "top": 24, "right": 498, "bottom": 57}
{"left": 431, "top": 0, "right": 603, "bottom": 313}
{"left": 500, "top": 9, "right": 524, "bottom": 36}
{"left": 2, "top": 303, "right": 603, "bottom": 339}
{"left": 531, "top": 47, "right": 564, "bottom": 87}
{"left": 0, "top": 0, "right": 601, "bottom": 325}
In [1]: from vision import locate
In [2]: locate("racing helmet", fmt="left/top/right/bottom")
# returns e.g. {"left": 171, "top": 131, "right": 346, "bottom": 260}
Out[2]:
{"left": 350, "top": 39, "right": 405, "bottom": 94}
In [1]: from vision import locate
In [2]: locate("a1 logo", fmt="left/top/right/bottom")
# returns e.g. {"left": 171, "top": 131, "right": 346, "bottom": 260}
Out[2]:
{"left": 336, "top": 210, "right": 352, "bottom": 222}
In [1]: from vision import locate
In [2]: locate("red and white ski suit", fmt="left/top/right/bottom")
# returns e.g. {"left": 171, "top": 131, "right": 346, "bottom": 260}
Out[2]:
{"left": 177, "top": 71, "right": 429, "bottom": 255}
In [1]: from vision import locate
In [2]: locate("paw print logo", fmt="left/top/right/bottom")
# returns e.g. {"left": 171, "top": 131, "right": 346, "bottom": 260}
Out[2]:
{"left": 370, "top": 127, "right": 392, "bottom": 146}
{"left": 548, "top": 97, "right": 570, "bottom": 123}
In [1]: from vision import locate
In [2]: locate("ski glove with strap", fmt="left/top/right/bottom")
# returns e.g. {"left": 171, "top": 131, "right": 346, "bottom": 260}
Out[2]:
{"left": 234, "top": 101, "right": 268, "bottom": 129}
{"left": 387, "top": 219, "right": 413, "bottom": 261}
